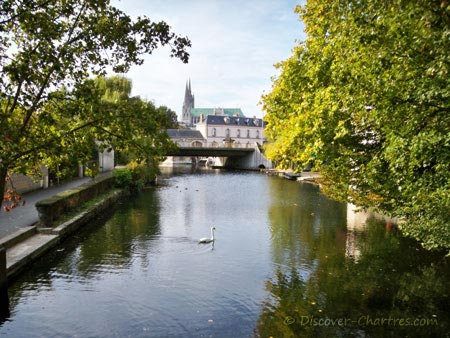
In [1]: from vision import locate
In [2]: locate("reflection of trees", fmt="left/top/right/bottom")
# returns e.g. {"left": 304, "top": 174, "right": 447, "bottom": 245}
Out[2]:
{"left": 267, "top": 178, "right": 347, "bottom": 273}
{"left": 60, "top": 189, "right": 161, "bottom": 277}
{"left": 257, "top": 179, "right": 450, "bottom": 337}
{"left": 8, "top": 189, "right": 161, "bottom": 304}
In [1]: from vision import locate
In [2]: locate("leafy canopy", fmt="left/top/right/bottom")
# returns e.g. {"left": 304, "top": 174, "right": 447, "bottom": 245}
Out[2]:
{"left": 0, "top": 0, "right": 190, "bottom": 208}
{"left": 262, "top": 0, "right": 450, "bottom": 251}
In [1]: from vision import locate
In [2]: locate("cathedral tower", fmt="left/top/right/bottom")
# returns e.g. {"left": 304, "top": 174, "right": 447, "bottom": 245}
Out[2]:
{"left": 182, "top": 79, "right": 195, "bottom": 126}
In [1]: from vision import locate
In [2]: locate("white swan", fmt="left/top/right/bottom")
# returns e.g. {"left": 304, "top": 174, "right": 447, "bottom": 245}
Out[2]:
{"left": 199, "top": 226, "right": 216, "bottom": 244}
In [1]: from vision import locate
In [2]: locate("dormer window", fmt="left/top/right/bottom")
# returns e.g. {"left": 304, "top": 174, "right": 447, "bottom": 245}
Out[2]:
{"left": 224, "top": 116, "right": 230, "bottom": 124}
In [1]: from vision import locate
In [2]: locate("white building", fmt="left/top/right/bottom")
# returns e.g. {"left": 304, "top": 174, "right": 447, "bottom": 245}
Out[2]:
{"left": 196, "top": 114, "right": 266, "bottom": 147}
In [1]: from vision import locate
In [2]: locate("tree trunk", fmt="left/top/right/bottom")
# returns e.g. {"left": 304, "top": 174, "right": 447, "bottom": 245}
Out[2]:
{"left": 0, "top": 167, "right": 7, "bottom": 211}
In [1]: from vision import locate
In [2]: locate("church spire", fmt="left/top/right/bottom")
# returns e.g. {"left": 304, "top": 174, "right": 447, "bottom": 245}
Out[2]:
{"left": 184, "top": 81, "right": 191, "bottom": 102}
{"left": 182, "top": 78, "right": 195, "bottom": 126}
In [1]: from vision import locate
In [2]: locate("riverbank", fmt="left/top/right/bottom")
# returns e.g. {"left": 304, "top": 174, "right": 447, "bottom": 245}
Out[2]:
{"left": 261, "top": 168, "right": 321, "bottom": 182}
{"left": 0, "top": 175, "right": 128, "bottom": 281}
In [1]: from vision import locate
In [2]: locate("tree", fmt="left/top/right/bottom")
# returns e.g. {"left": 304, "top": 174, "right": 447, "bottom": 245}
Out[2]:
{"left": 91, "top": 76, "right": 178, "bottom": 165}
{"left": 157, "top": 106, "right": 179, "bottom": 129}
{"left": 262, "top": 1, "right": 450, "bottom": 251}
{"left": 0, "top": 0, "right": 190, "bottom": 209}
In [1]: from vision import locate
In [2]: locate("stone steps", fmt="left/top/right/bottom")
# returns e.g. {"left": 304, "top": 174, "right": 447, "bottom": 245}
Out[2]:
{"left": 0, "top": 226, "right": 37, "bottom": 250}
{"left": 6, "top": 233, "right": 59, "bottom": 279}
{"left": 2, "top": 189, "right": 127, "bottom": 280}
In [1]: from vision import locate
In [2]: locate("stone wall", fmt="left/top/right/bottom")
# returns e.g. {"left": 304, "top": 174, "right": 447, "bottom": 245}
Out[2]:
{"left": 6, "top": 173, "right": 42, "bottom": 194}
{"left": 35, "top": 172, "right": 115, "bottom": 227}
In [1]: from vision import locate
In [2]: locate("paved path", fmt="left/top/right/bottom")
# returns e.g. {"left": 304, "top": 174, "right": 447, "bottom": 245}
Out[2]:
{"left": 0, "top": 177, "right": 95, "bottom": 239}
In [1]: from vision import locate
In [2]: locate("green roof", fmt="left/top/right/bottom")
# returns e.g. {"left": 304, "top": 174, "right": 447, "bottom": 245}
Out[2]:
{"left": 190, "top": 108, "right": 245, "bottom": 117}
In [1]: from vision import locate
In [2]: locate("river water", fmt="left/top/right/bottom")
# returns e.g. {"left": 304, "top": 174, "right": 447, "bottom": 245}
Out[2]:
{"left": 1, "top": 168, "right": 449, "bottom": 338}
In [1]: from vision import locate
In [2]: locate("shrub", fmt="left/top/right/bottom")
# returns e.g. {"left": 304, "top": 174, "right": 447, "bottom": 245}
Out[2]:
{"left": 127, "top": 160, "right": 158, "bottom": 189}
{"left": 113, "top": 168, "right": 133, "bottom": 188}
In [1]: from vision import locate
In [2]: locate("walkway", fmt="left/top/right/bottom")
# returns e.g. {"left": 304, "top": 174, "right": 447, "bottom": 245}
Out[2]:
{"left": 0, "top": 176, "right": 94, "bottom": 239}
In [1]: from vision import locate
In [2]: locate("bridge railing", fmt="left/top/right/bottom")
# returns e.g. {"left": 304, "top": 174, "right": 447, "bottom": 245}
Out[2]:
{"left": 174, "top": 140, "right": 259, "bottom": 149}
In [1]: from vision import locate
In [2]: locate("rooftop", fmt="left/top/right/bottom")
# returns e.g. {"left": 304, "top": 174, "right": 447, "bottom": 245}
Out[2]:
{"left": 202, "top": 115, "right": 266, "bottom": 127}
{"left": 166, "top": 129, "right": 206, "bottom": 140}
{"left": 190, "top": 108, "right": 245, "bottom": 117}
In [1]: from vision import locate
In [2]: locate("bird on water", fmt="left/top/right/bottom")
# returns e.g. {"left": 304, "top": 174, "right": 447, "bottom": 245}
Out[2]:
{"left": 199, "top": 226, "right": 216, "bottom": 244}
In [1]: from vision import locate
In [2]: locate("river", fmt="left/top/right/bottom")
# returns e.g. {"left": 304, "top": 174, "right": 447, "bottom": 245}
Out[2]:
{"left": 1, "top": 168, "right": 449, "bottom": 337}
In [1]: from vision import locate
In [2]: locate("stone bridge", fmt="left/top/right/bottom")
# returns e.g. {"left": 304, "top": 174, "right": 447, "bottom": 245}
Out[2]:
{"left": 165, "top": 142, "right": 273, "bottom": 170}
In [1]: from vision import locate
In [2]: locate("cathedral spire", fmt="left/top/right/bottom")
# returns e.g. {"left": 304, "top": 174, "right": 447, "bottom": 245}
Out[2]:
{"left": 182, "top": 78, "right": 195, "bottom": 126}
{"left": 184, "top": 80, "right": 189, "bottom": 99}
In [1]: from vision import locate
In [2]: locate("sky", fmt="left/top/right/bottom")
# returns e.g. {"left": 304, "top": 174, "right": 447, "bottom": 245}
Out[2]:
{"left": 112, "top": 0, "right": 305, "bottom": 119}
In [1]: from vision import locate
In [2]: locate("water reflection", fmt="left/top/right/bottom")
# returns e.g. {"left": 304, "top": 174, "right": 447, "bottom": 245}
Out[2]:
{"left": 0, "top": 288, "right": 9, "bottom": 325}
{"left": 6, "top": 190, "right": 162, "bottom": 320}
{"left": 1, "top": 170, "right": 448, "bottom": 338}
{"left": 256, "top": 181, "right": 450, "bottom": 338}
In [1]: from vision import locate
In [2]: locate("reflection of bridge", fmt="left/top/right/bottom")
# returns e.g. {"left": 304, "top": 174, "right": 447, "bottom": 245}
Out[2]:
{"left": 165, "top": 142, "right": 273, "bottom": 169}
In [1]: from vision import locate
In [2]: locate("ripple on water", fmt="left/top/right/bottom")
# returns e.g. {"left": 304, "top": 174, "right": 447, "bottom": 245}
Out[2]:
{"left": 132, "top": 235, "right": 216, "bottom": 258}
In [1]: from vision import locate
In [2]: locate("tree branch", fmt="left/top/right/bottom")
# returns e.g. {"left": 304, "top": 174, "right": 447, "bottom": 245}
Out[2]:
{"left": 18, "top": 1, "right": 88, "bottom": 135}
{"left": 19, "top": 70, "right": 54, "bottom": 134}
{"left": 0, "top": 0, "right": 54, "bottom": 25}
{"left": 94, "top": 125, "right": 147, "bottom": 153}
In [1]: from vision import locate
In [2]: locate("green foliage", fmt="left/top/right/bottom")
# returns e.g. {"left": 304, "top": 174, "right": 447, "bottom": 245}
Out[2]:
{"left": 84, "top": 160, "right": 100, "bottom": 178}
{"left": 255, "top": 183, "right": 450, "bottom": 338}
{"left": 157, "top": 106, "right": 179, "bottom": 129}
{"left": 127, "top": 160, "right": 159, "bottom": 189}
{"left": 0, "top": 0, "right": 190, "bottom": 206}
{"left": 113, "top": 161, "right": 158, "bottom": 190}
{"left": 262, "top": 1, "right": 450, "bottom": 250}
{"left": 113, "top": 168, "right": 133, "bottom": 188}
{"left": 95, "top": 75, "right": 132, "bottom": 103}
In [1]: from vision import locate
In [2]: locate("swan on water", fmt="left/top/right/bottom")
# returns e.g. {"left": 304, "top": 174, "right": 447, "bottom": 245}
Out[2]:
{"left": 199, "top": 226, "right": 216, "bottom": 244}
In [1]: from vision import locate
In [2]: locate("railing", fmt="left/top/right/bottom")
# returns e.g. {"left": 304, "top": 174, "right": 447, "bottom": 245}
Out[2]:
{"left": 173, "top": 140, "right": 262, "bottom": 149}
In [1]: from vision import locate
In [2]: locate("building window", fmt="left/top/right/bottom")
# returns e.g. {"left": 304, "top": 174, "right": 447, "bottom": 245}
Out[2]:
{"left": 212, "top": 128, "right": 216, "bottom": 137}
{"left": 226, "top": 128, "right": 230, "bottom": 137}
{"left": 256, "top": 130, "right": 259, "bottom": 139}
{"left": 237, "top": 129, "right": 240, "bottom": 138}
{"left": 246, "top": 129, "right": 250, "bottom": 138}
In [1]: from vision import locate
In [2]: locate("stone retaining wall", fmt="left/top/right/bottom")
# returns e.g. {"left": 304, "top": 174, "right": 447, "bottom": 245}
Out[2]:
{"left": 35, "top": 172, "right": 115, "bottom": 227}
{"left": 7, "top": 173, "right": 41, "bottom": 194}
{"left": 6, "top": 188, "right": 128, "bottom": 280}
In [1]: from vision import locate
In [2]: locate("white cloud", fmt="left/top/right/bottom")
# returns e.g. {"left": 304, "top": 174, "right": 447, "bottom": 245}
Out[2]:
{"left": 112, "top": 0, "right": 304, "bottom": 118}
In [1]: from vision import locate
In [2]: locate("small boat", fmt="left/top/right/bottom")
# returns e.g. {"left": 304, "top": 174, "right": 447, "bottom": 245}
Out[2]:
{"left": 283, "top": 172, "right": 301, "bottom": 180}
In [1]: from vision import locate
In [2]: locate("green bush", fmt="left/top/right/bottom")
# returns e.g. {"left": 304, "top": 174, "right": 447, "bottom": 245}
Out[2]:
{"left": 127, "top": 160, "right": 158, "bottom": 189}
{"left": 113, "top": 168, "right": 133, "bottom": 188}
